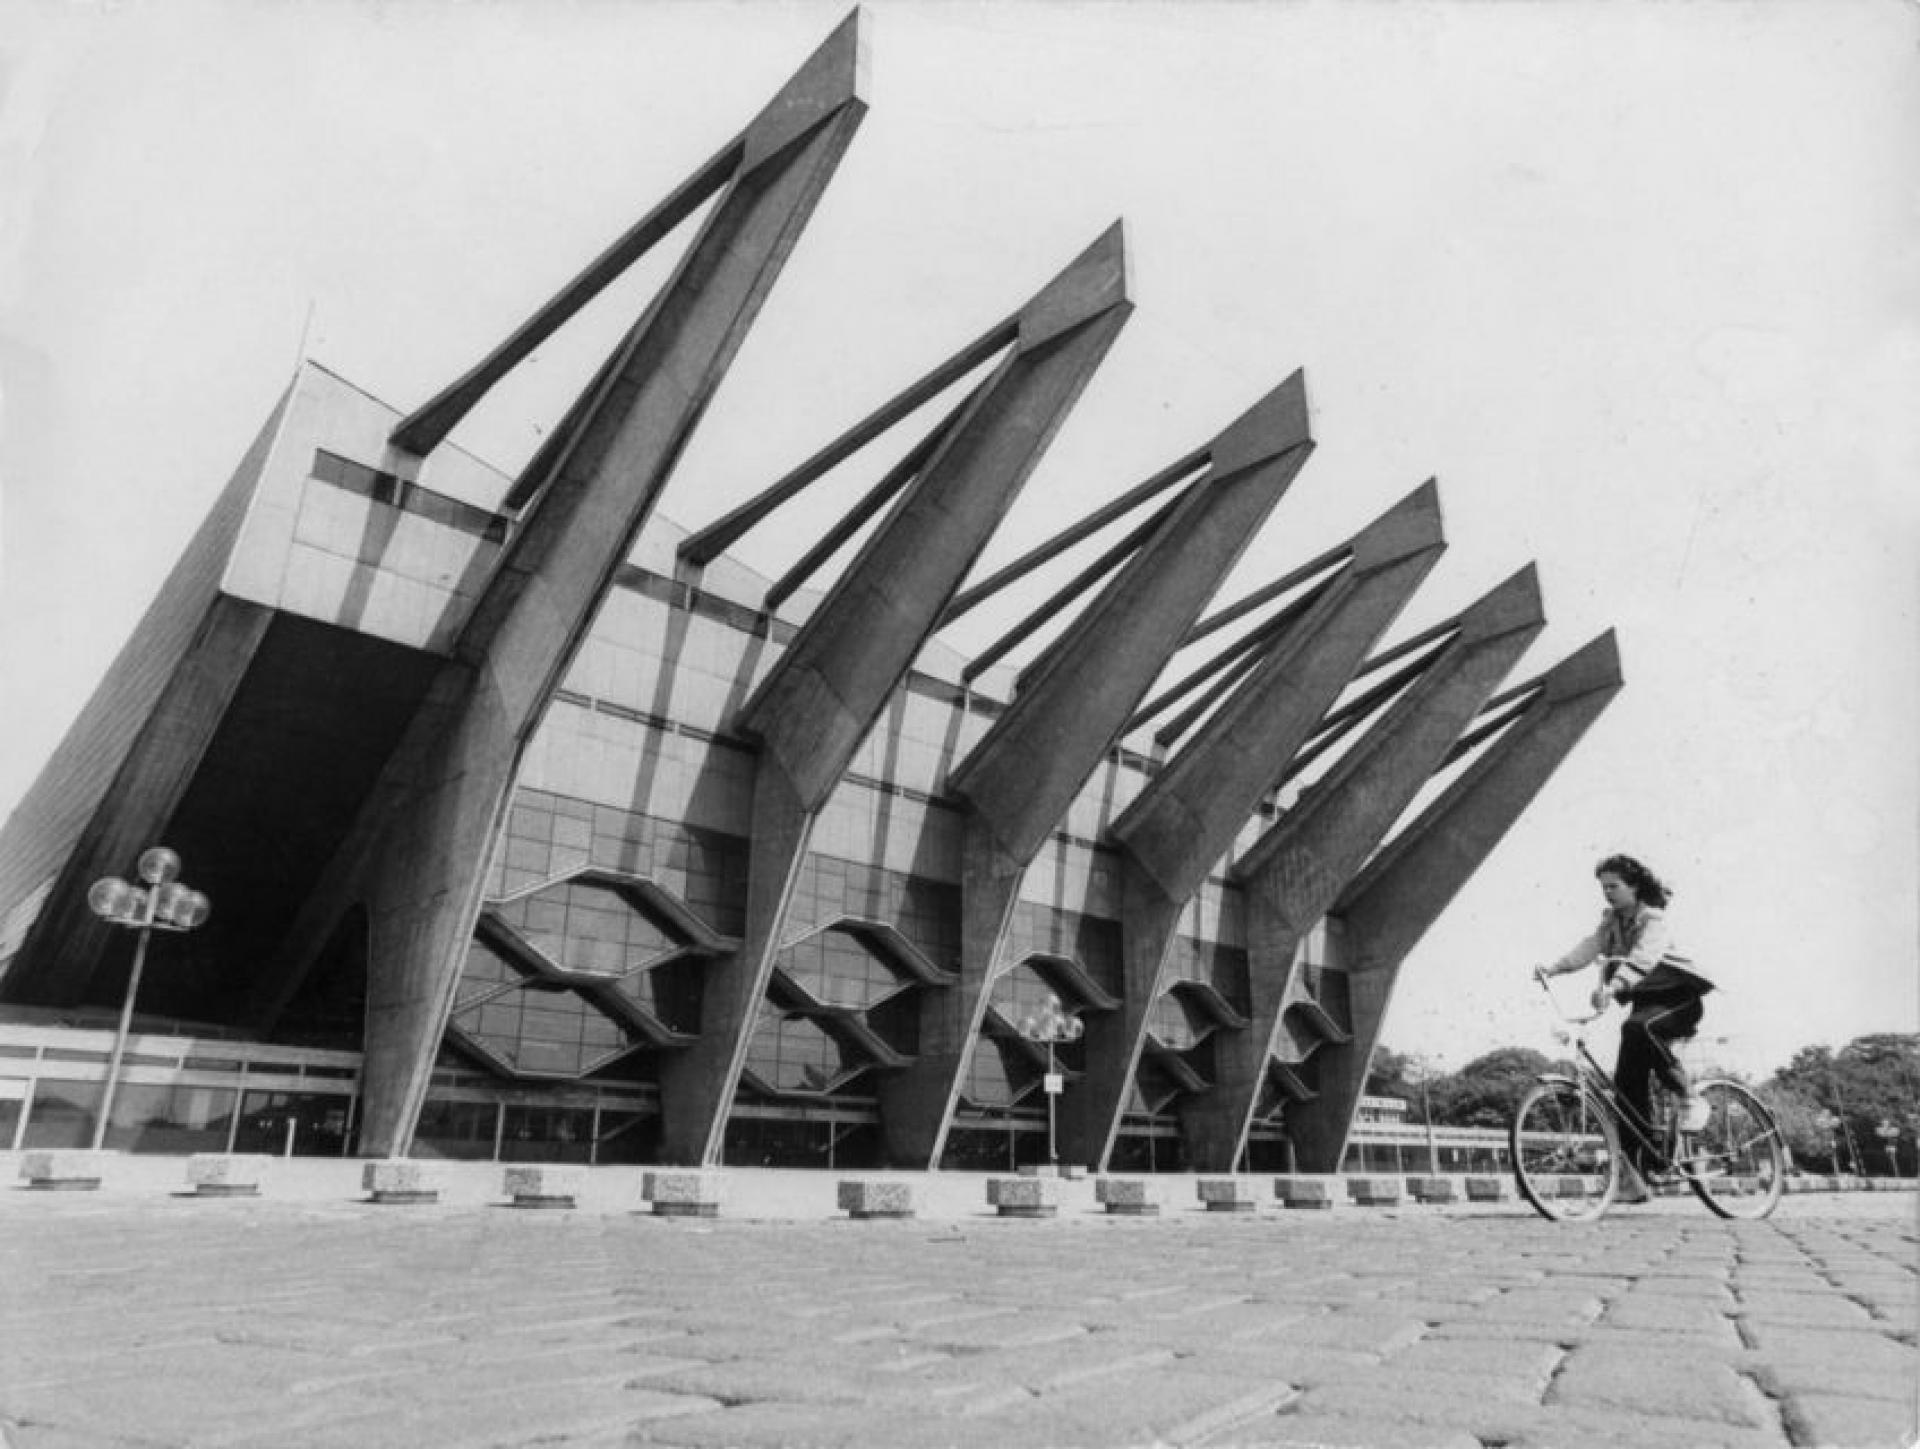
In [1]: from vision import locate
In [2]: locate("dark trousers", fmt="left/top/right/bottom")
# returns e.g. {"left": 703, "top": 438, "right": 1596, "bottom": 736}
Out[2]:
{"left": 1616, "top": 994, "right": 1704, "bottom": 1168}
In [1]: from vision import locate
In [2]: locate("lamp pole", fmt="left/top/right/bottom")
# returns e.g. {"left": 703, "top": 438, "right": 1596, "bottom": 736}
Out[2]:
{"left": 87, "top": 847, "right": 211, "bottom": 1151}
{"left": 1813, "top": 1109, "right": 1840, "bottom": 1176}
{"left": 1020, "top": 994, "right": 1083, "bottom": 1173}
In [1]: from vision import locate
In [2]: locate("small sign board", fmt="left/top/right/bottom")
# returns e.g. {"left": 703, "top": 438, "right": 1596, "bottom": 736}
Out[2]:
{"left": 1043, "top": 1072, "right": 1064, "bottom": 1095}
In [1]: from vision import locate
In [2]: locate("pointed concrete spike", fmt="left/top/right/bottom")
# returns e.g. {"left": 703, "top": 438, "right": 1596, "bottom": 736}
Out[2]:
{"left": 1018, "top": 221, "right": 1132, "bottom": 350}
{"left": 1209, "top": 369, "right": 1313, "bottom": 481}
{"left": 742, "top": 8, "right": 871, "bottom": 172}
{"left": 1350, "top": 479, "right": 1446, "bottom": 571}
{"left": 1541, "top": 629, "right": 1624, "bottom": 701}
{"left": 1457, "top": 563, "right": 1545, "bottom": 642}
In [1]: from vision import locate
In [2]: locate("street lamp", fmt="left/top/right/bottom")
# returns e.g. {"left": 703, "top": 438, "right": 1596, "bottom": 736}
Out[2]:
{"left": 86, "top": 847, "right": 210, "bottom": 1151}
{"left": 1020, "top": 993, "right": 1082, "bottom": 1173}
{"left": 1813, "top": 1109, "right": 1841, "bottom": 1175}
{"left": 1410, "top": 1055, "right": 1442, "bottom": 1175}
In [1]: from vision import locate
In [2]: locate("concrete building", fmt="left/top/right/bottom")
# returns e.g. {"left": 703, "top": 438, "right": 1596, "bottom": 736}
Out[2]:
{"left": 0, "top": 14, "right": 1620, "bottom": 1175}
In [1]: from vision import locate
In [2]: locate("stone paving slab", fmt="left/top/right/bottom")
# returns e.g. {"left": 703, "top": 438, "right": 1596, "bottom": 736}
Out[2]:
{"left": 0, "top": 1177, "right": 1911, "bottom": 1449}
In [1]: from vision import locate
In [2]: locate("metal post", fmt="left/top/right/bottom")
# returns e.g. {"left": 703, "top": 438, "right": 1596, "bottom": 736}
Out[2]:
{"left": 224, "top": 1085, "right": 243, "bottom": 1154}
{"left": 91, "top": 887, "right": 160, "bottom": 1151}
{"left": 13, "top": 1078, "right": 35, "bottom": 1152}
{"left": 1045, "top": 1039, "right": 1058, "bottom": 1170}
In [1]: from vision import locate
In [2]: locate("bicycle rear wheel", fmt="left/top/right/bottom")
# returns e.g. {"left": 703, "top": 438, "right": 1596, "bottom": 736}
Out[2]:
{"left": 1682, "top": 1080, "right": 1785, "bottom": 1220}
{"left": 1511, "top": 1079, "right": 1620, "bottom": 1222}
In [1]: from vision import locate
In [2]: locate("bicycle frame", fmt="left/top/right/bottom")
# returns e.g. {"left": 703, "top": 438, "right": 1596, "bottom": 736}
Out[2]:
{"left": 1532, "top": 972, "right": 1683, "bottom": 1178}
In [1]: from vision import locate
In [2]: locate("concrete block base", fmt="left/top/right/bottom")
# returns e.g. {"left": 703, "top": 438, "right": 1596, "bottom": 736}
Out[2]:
{"left": 837, "top": 1179, "right": 917, "bottom": 1219}
{"left": 1346, "top": 1175, "right": 1405, "bottom": 1206}
{"left": 1464, "top": 1175, "right": 1510, "bottom": 1202}
{"left": 362, "top": 1160, "right": 444, "bottom": 1205}
{"left": 1273, "top": 1175, "right": 1339, "bottom": 1209}
{"left": 1095, "top": 1177, "right": 1163, "bottom": 1215}
{"left": 19, "top": 1150, "right": 109, "bottom": 1191}
{"left": 1197, "top": 1177, "right": 1267, "bottom": 1213}
{"left": 987, "top": 1176, "right": 1060, "bottom": 1218}
{"left": 1408, "top": 1175, "right": 1460, "bottom": 1204}
{"left": 187, "top": 1154, "right": 271, "bottom": 1197}
{"left": 503, "top": 1166, "right": 583, "bottom": 1209}
{"left": 642, "top": 1170, "right": 726, "bottom": 1218}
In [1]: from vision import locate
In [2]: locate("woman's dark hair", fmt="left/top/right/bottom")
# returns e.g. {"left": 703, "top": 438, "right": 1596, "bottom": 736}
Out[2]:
{"left": 1596, "top": 853, "right": 1671, "bottom": 908}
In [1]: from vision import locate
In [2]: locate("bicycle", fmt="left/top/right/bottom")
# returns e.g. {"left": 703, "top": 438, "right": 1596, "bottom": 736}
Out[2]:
{"left": 1509, "top": 966, "right": 1785, "bottom": 1221}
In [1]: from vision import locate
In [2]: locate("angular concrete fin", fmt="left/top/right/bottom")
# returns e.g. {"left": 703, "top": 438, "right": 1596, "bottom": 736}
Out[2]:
{"left": 1018, "top": 221, "right": 1132, "bottom": 350}
{"left": 1209, "top": 369, "right": 1313, "bottom": 481}
{"left": 1541, "top": 628, "right": 1623, "bottom": 702}
{"left": 1350, "top": 480, "right": 1445, "bottom": 572}
{"left": 742, "top": 8, "right": 872, "bottom": 172}
{"left": 1457, "top": 563, "right": 1545, "bottom": 643}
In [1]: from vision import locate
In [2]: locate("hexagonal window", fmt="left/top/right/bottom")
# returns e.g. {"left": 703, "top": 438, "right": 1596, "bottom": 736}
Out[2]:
{"left": 493, "top": 878, "right": 678, "bottom": 977}
{"left": 449, "top": 982, "right": 632, "bottom": 1078}
{"left": 776, "top": 926, "right": 904, "bottom": 1011}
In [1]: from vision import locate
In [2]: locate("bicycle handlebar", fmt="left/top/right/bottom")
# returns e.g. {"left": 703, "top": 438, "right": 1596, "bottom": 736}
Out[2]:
{"left": 1531, "top": 965, "right": 1609, "bottom": 1027}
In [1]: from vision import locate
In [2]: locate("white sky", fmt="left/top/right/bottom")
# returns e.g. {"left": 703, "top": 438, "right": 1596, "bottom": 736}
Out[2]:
{"left": 1, "top": 1, "right": 1915, "bottom": 1079}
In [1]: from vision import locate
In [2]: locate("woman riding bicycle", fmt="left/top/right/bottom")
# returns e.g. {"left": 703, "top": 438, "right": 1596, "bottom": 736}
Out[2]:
{"left": 1535, "top": 853, "right": 1717, "bottom": 1202}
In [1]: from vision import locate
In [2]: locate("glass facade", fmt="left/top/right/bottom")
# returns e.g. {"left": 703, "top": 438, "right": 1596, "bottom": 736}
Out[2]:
{"left": 744, "top": 1013, "right": 858, "bottom": 1096}
{"left": 413, "top": 1097, "right": 499, "bottom": 1160}
{"left": 19, "top": 1080, "right": 102, "bottom": 1150}
{"left": 500, "top": 1104, "right": 596, "bottom": 1162}
{"left": 99, "top": 1083, "right": 238, "bottom": 1154}
{"left": 233, "top": 1090, "right": 354, "bottom": 1156}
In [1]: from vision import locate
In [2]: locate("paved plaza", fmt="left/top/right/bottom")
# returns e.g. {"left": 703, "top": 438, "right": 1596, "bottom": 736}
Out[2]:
{"left": 0, "top": 1165, "right": 1913, "bottom": 1449}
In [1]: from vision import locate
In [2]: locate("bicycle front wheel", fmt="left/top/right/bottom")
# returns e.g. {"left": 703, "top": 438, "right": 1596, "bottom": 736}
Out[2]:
{"left": 1511, "top": 1079, "right": 1620, "bottom": 1222}
{"left": 1682, "top": 1080, "right": 1785, "bottom": 1220}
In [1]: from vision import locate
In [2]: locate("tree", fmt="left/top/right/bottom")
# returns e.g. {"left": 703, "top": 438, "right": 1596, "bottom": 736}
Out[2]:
{"left": 1756, "top": 1078, "right": 1832, "bottom": 1172}
{"left": 1364, "top": 1046, "right": 1420, "bottom": 1105}
{"left": 1432, "top": 1047, "right": 1556, "bottom": 1130}
{"left": 1766, "top": 1034, "right": 1920, "bottom": 1175}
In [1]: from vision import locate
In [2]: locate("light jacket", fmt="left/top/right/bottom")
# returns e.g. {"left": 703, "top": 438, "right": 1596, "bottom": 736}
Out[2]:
{"left": 1551, "top": 904, "right": 1717, "bottom": 994}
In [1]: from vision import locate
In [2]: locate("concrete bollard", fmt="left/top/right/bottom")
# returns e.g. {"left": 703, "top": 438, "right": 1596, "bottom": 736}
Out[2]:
{"left": 1346, "top": 1175, "right": 1405, "bottom": 1207}
{"left": 361, "top": 1159, "right": 444, "bottom": 1205}
{"left": 1408, "top": 1175, "right": 1460, "bottom": 1204}
{"left": 987, "top": 1175, "right": 1060, "bottom": 1219}
{"left": 1464, "top": 1175, "right": 1511, "bottom": 1203}
{"left": 186, "top": 1154, "right": 271, "bottom": 1197}
{"left": 18, "top": 1150, "right": 106, "bottom": 1192}
{"left": 1094, "top": 1176, "right": 1163, "bottom": 1216}
{"left": 1197, "top": 1177, "right": 1267, "bottom": 1213}
{"left": 642, "top": 1169, "right": 725, "bottom": 1218}
{"left": 836, "top": 1178, "right": 916, "bottom": 1220}
{"left": 502, "top": 1165, "right": 583, "bottom": 1209}
{"left": 1273, "top": 1175, "right": 1340, "bottom": 1209}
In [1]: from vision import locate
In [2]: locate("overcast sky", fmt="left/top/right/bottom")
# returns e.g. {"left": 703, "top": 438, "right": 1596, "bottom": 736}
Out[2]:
{"left": 2, "top": 1, "right": 1914, "bottom": 1079}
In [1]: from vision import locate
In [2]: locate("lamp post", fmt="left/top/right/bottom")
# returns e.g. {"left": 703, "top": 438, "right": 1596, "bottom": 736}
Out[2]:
{"left": 1813, "top": 1109, "right": 1840, "bottom": 1176}
{"left": 86, "top": 847, "right": 210, "bottom": 1151}
{"left": 1412, "top": 1056, "right": 1441, "bottom": 1176}
{"left": 1020, "top": 993, "right": 1082, "bottom": 1173}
